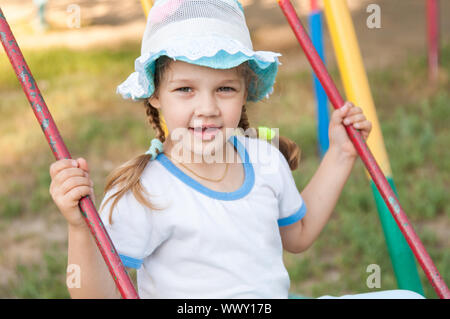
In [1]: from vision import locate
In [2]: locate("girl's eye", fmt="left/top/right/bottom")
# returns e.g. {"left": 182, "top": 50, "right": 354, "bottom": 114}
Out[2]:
{"left": 176, "top": 87, "right": 192, "bottom": 93}
{"left": 218, "top": 87, "right": 236, "bottom": 92}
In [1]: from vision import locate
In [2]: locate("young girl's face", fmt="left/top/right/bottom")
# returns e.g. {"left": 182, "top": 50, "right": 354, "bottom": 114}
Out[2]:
{"left": 149, "top": 60, "right": 248, "bottom": 160}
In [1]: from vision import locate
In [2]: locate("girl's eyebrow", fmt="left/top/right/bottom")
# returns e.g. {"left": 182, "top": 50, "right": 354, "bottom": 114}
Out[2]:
{"left": 168, "top": 78, "right": 241, "bottom": 85}
{"left": 168, "top": 79, "right": 194, "bottom": 84}
{"left": 219, "top": 79, "right": 241, "bottom": 84}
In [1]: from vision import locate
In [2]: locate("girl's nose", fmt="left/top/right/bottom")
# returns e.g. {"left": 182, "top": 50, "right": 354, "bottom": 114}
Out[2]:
{"left": 194, "top": 93, "right": 220, "bottom": 117}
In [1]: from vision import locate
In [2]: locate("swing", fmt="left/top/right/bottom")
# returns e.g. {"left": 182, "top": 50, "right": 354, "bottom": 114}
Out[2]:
{"left": 0, "top": 0, "right": 448, "bottom": 299}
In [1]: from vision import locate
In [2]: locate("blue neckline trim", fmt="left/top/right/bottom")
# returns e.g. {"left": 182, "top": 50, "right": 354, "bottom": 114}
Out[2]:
{"left": 156, "top": 135, "right": 255, "bottom": 201}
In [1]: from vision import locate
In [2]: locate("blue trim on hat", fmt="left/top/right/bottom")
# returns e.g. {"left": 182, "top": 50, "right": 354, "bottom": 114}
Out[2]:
{"left": 173, "top": 50, "right": 278, "bottom": 102}
{"left": 118, "top": 47, "right": 280, "bottom": 102}
{"left": 156, "top": 135, "right": 254, "bottom": 201}
{"left": 235, "top": 0, "right": 244, "bottom": 13}
{"left": 119, "top": 254, "right": 143, "bottom": 269}
{"left": 278, "top": 204, "right": 307, "bottom": 227}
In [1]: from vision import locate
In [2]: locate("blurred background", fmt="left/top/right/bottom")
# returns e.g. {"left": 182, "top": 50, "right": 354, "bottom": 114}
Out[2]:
{"left": 0, "top": 0, "right": 448, "bottom": 298}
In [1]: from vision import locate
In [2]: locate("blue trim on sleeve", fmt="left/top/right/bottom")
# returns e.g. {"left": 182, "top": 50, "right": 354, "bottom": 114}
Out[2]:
{"left": 119, "top": 254, "right": 143, "bottom": 269}
{"left": 278, "top": 204, "right": 307, "bottom": 227}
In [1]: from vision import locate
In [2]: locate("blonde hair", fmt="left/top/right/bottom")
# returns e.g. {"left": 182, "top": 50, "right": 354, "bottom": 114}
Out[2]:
{"left": 100, "top": 56, "right": 301, "bottom": 224}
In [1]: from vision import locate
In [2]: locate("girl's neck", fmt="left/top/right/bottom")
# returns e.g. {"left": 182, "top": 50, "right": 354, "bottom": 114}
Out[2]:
{"left": 162, "top": 139, "right": 239, "bottom": 174}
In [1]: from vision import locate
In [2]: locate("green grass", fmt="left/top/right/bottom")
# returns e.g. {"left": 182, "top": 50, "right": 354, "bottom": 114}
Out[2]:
{"left": 8, "top": 248, "right": 70, "bottom": 299}
{"left": 0, "top": 42, "right": 448, "bottom": 298}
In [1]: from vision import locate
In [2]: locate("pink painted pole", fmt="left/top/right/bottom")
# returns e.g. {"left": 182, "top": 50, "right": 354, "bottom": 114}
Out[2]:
{"left": 0, "top": 8, "right": 139, "bottom": 299}
{"left": 277, "top": 0, "right": 449, "bottom": 299}
{"left": 427, "top": 0, "right": 439, "bottom": 82}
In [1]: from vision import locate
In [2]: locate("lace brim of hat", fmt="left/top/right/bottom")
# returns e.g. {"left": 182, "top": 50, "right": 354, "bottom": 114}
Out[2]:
{"left": 117, "top": 0, "right": 281, "bottom": 103}
{"left": 116, "top": 35, "right": 281, "bottom": 103}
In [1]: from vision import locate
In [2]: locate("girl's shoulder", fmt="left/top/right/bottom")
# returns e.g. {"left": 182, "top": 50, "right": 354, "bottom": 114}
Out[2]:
{"left": 140, "top": 156, "right": 174, "bottom": 190}
{"left": 235, "top": 135, "right": 290, "bottom": 195}
{"left": 236, "top": 134, "right": 284, "bottom": 168}
{"left": 99, "top": 159, "right": 173, "bottom": 224}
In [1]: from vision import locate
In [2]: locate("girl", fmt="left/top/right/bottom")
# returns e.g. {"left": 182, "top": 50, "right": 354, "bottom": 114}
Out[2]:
{"left": 49, "top": 0, "right": 423, "bottom": 299}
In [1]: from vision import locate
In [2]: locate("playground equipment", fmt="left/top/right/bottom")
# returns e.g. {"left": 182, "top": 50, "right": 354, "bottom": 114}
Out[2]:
{"left": 33, "top": 0, "right": 48, "bottom": 30}
{"left": 140, "top": 0, "right": 154, "bottom": 18}
{"left": 277, "top": 0, "right": 449, "bottom": 299}
{"left": 308, "top": 0, "right": 330, "bottom": 158}
{"left": 0, "top": 8, "right": 139, "bottom": 299}
{"left": 322, "top": 0, "right": 424, "bottom": 295}
{"left": 426, "top": 0, "right": 439, "bottom": 82}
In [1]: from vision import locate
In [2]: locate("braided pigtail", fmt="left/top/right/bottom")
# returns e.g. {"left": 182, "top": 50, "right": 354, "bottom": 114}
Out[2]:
{"left": 99, "top": 58, "right": 173, "bottom": 224}
{"left": 99, "top": 101, "right": 166, "bottom": 224}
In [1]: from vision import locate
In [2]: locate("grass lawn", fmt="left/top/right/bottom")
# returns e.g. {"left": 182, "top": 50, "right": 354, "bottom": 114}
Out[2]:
{"left": 0, "top": 42, "right": 448, "bottom": 298}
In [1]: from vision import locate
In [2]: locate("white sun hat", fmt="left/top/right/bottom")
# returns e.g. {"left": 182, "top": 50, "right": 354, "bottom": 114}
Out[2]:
{"left": 116, "top": 0, "right": 282, "bottom": 102}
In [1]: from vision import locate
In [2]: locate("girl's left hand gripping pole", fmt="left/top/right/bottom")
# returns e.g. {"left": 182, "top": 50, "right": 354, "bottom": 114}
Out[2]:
{"left": 277, "top": 0, "right": 449, "bottom": 299}
{"left": 0, "top": 8, "right": 139, "bottom": 299}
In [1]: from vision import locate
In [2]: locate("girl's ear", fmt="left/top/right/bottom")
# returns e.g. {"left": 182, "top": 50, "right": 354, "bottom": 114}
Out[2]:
{"left": 149, "top": 95, "right": 161, "bottom": 109}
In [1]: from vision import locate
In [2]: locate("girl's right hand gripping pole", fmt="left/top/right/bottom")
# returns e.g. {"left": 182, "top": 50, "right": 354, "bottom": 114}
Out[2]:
{"left": 0, "top": 7, "right": 139, "bottom": 299}
{"left": 277, "top": 0, "right": 449, "bottom": 299}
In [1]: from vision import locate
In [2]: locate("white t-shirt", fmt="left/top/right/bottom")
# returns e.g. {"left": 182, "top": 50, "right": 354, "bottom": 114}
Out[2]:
{"left": 99, "top": 135, "right": 306, "bottom": 298}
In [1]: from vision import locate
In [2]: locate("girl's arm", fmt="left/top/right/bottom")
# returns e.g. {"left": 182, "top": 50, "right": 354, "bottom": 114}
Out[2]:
{"left": 49, "top": 158, "right": 123, "bottom": 298}
{"left": 280, "top": 147, "right": 355, "bottom": 253}
{"left": 280, "top": 102, "right": 372, "bottom": 253}
{"left": 68, "top": 224, "right": 122, "bottom": 299}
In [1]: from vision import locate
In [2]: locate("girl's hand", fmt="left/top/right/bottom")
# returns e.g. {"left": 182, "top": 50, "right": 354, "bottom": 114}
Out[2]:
{"left": 49, "top": 157, "right": 95, "bottom": 229}
{"left": 328, "top": 102, "right": 372, "bottom": 160}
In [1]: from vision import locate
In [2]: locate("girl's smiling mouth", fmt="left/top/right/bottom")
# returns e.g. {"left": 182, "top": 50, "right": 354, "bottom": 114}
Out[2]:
{"left": 189, "top": 126, "right": 222, "bottom": 140}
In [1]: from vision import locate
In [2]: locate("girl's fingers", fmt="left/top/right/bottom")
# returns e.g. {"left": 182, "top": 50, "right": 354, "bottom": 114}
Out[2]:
{"left": 50, "top": 159, "right": 78, "bottom": 179}
{"left": 353, "top": 120, "right": 372, "bottom": 131}
{"left": 77, "top": 157, "right": 89, "bottom": 174}
{"left": 331, "top": 102, "right": 352, "bottom": 124}
{"left": 343, "top": 101, "right": 355, "bottom": 109}
{"left": 53, "top": 167, "right": 87, "bottom": 187}
{"left": 60, "top": 176, "right": 93, "bottom": 196}
{"left": 346, "top": 105, "right": 362, "bottom": 116}
{"left": 343, "top": 113, "right": 366, "bottom": 126}
{"left": 331, "top": 102, "right": 369, "bottom": 132}
{"left": 64, "top": 185, "right": 93, "bottom": 204}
